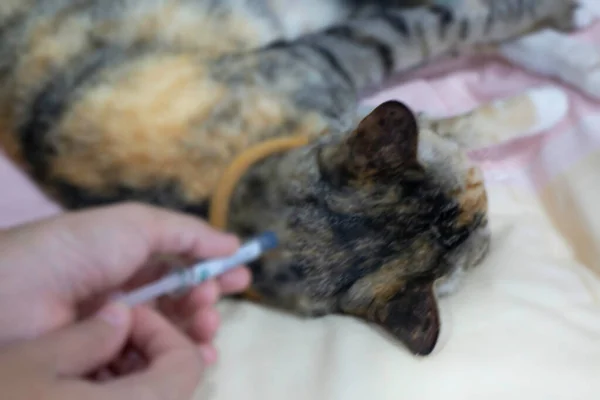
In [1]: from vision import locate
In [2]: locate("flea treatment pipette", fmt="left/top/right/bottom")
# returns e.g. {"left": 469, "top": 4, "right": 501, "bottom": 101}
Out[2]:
{"left": 117, "top": 231, "right": 278, "bottom": 306}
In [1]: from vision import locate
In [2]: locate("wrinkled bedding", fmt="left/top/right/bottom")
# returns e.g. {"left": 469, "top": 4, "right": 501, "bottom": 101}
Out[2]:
{"left": 2, "top": 21, "right": 600, "bottom": 400}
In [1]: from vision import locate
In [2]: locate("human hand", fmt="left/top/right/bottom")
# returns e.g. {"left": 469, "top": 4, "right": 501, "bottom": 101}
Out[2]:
{"left": 1, "top": 302, "right": 204, "bottom": 400}
{"left": 0, "top": 202, "right": 251, "bottom": 364}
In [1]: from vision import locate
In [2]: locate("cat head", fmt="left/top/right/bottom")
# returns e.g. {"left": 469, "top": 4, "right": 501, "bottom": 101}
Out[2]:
{"left": 246, "top": 100, "right": 491, "bottom": 356}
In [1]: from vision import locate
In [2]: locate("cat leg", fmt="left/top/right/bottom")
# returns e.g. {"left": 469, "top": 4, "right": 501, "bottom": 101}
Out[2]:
{"left": 261, "top": 0, "right": 580, "bottom": 96}
{"left": 260, "top": 0, "right": 580, "bottom": 128}
{"left": 421, "top": 86, "right": 570, "bottom": 150}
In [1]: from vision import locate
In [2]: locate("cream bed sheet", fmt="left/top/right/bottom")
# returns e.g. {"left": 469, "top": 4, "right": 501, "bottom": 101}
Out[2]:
{"left": 1, "top": 19, "right": 600, "bottom": 400}
{"left": 203, "top": 181, "right": 600, "bottom": 400}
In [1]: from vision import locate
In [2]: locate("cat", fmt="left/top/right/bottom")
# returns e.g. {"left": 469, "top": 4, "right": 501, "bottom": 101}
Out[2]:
{"left": 0, "top": 0, "right": 586, "bottom": 355}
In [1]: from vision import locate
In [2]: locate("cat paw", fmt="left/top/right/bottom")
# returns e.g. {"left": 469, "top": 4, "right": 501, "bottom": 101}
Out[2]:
{"left": 574, "top": 0, "right": 600, "bottom": 28}
{"left": 523, "top": 86, "right": 570, "bottom": 136}
{"left": 500, "top": 30, "right": 600, "bottom": 100}
{"left": 573, "top": 4, "right": 595, "bottom": 29}
{"left": 565, "top": 52, "right": 600, "bottom": 100}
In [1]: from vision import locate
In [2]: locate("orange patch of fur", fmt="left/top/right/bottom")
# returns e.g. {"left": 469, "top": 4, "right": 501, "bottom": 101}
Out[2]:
{"left": 240, "top": 288, "right": 263, "bottom": 302}
{"left": 12, "top": 7, "right": 94, "bottom": 109}
{"left": 51, "top": 53, "right": 227, "bottom": 198}
{"left": 12, "top": 2, "right": 266, "bottom": 111}
{"left": 342, "top": 261, "right": 412, "bottom": 318}
{"left": 456, "top": 166, "right": 488, "bottom": 226}
{"left": 49, "top": 52, "right": 327, "bottom": 203}
{"left": 372, "top": 278, "right": 406, "bottom": 305}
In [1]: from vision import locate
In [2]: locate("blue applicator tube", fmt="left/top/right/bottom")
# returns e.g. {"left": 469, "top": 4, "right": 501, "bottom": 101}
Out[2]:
{"left": 117, "top": 231, "right": 278, "bottom": 307}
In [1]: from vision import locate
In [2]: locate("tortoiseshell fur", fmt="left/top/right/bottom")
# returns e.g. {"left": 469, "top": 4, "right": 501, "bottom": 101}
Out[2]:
{"left": 0, "top": 0, "right": 580, "bottom": 355}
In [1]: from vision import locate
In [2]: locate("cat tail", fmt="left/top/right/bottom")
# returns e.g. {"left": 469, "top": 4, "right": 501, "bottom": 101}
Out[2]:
{"left": 422, "top": 86, "right": 570, "bottom": 150}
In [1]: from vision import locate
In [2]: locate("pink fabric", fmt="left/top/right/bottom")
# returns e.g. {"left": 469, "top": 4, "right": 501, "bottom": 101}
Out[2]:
{"left": 0, "top": 155, "right": 61, "bottom": 229}
{"left": 1, "top": 22, "right": 600, "bottom": 229}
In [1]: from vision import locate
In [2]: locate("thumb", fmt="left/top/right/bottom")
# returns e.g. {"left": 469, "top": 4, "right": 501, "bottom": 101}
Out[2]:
{"left": 32, "top": 302, "right": 132, "bottom": 377}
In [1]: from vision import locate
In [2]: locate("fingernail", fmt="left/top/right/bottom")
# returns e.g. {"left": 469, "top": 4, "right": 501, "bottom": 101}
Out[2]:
{"left": 97, "top": 302, "right": 129, "bottom": 327}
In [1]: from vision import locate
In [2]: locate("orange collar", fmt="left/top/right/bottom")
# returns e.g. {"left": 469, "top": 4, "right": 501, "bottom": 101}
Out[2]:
{"left": 208, "top": 135, "right": 311, "bottom": 230}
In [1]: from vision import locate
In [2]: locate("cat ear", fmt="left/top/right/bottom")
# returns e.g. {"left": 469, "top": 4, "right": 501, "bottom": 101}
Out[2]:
{"left": 371, "top": 278, "right": 440, "bottom": 356}
{"left": 341, "top": 276, "right": 440, "bottom": 356}
{"left": 345, "top": 100, "right": 420, "bottom": 179}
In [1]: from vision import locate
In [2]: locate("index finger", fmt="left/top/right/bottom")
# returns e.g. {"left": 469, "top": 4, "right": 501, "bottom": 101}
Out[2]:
{"left": 21, "top": 202, "right": 243, "bottom": 302}
{"left": 75, "top": 202, "right": 241, "bottom": 264}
